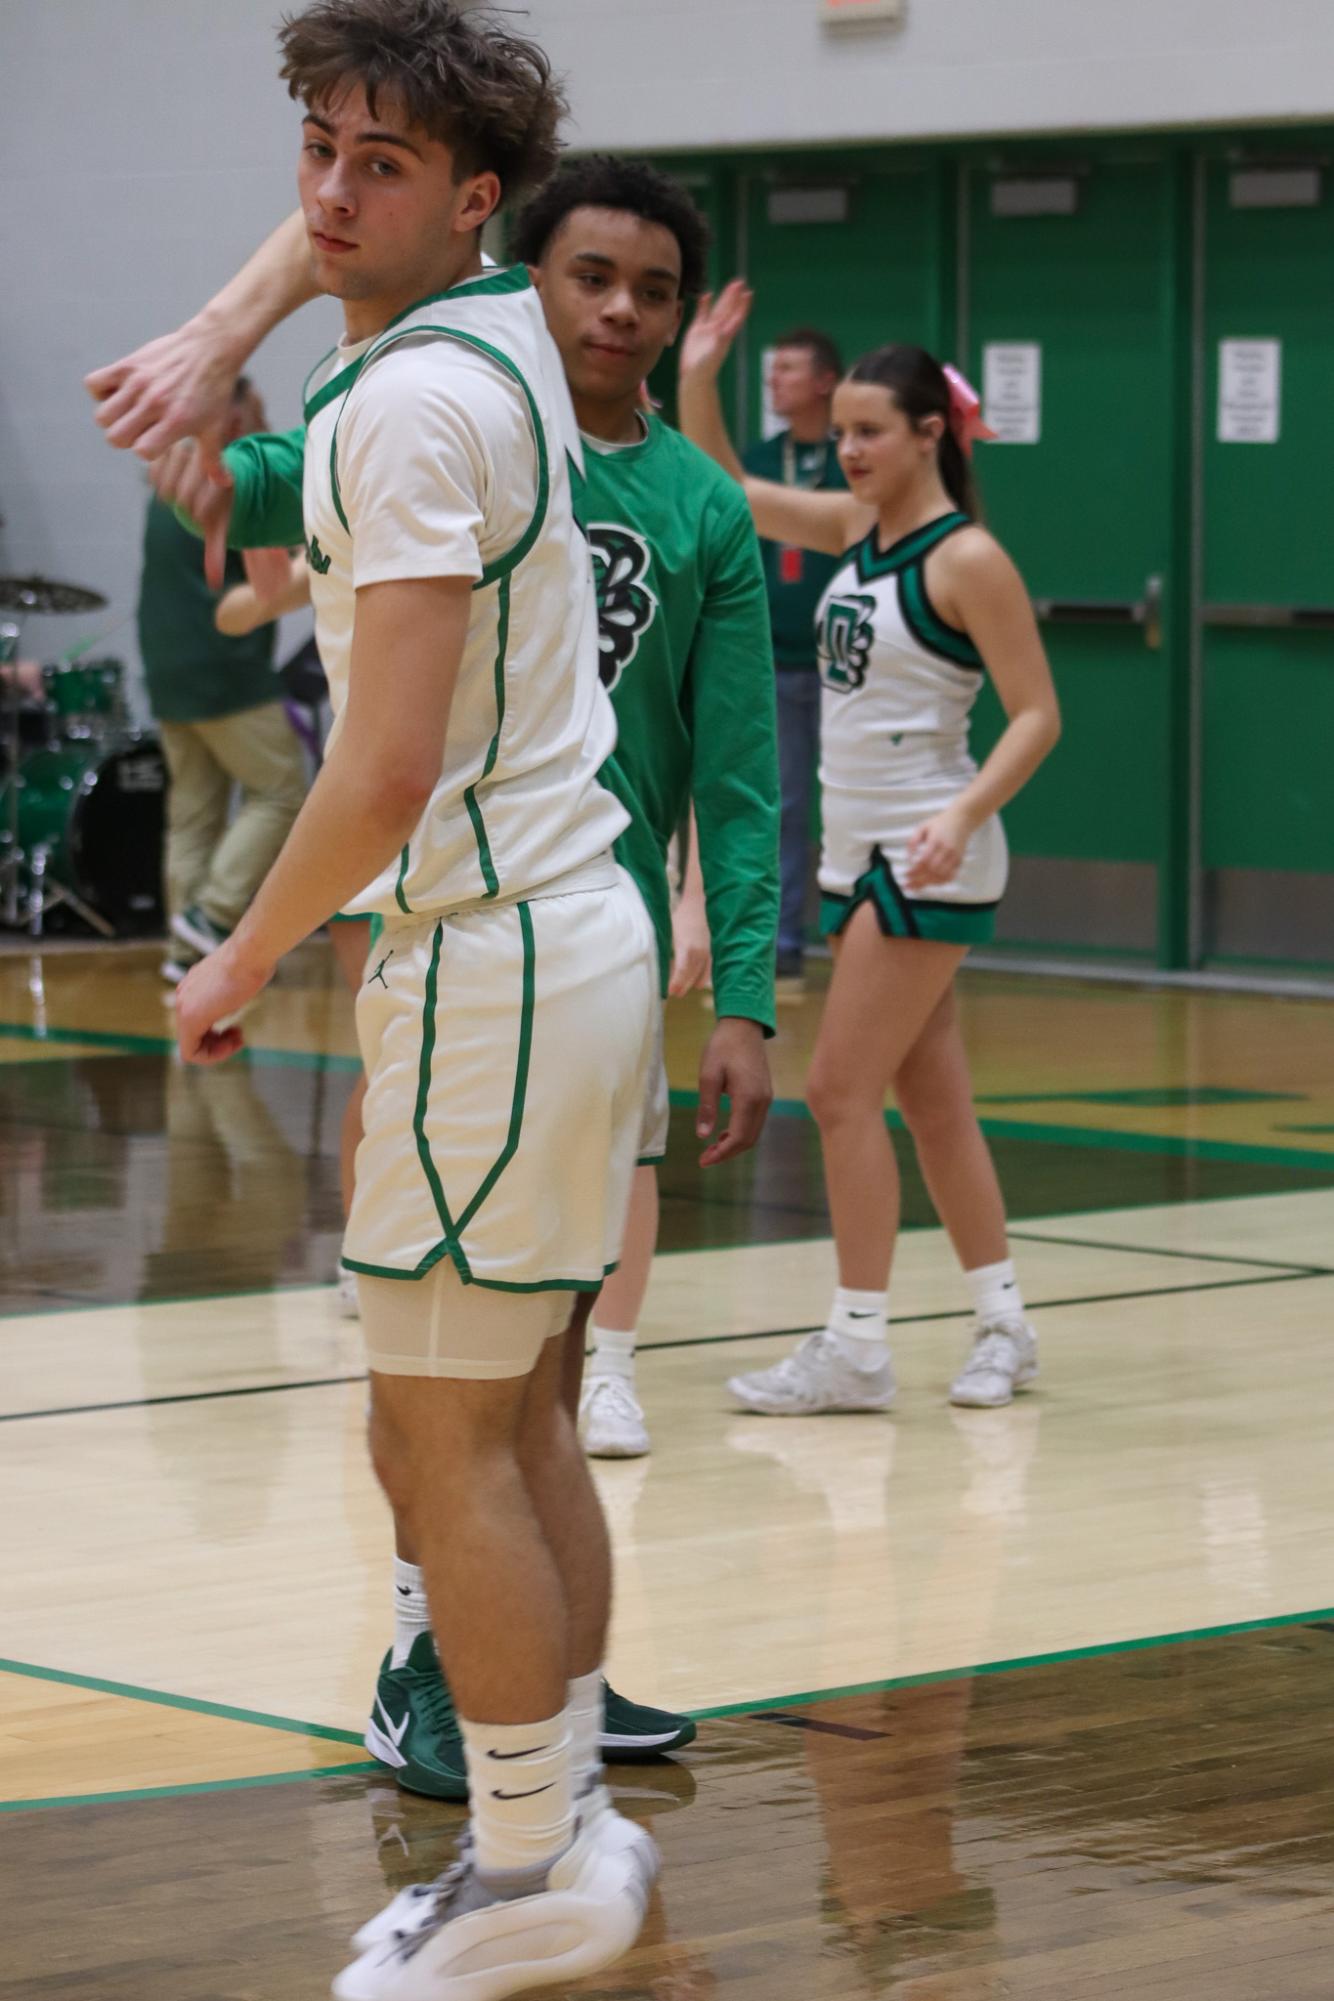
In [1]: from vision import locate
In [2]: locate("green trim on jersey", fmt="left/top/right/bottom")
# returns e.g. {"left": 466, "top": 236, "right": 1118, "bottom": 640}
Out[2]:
{"left": 463, "top": 573, "right": 512, "bottom": 901}
{"left": 325, "top": 328, "right": 550, "bottom": 585}
{"left": 854, "top": 510, "right": 970, "bottom": 584}
{"left": 304, "top": 357, "right": 363, "bottom": 428}
{"left": 898, "top": 562, "right": 984, "bottom": 671}
{"left": 821, "top": 849, "right": 997, "bottom": 945}
{"left": 385, "top": 263, "right": 532, "bottom": 320}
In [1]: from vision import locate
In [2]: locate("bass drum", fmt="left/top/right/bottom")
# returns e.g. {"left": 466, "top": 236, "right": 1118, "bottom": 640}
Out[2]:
{"left": 0, "top": 737, "right": 166, "bottom": 932}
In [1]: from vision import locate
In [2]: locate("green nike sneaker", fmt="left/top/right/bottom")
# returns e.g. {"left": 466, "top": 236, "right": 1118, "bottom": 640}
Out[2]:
{"left": 364, "top": 1632, "right": 468, "bottom": 1801}
{"left": 601, "top": 1681, "right": 696, "bottom": 1760}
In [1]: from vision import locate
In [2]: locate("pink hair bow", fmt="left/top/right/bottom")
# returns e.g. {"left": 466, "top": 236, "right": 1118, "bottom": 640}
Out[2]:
{"left": 942, "top": 364, "right": 998, "bottom": 458}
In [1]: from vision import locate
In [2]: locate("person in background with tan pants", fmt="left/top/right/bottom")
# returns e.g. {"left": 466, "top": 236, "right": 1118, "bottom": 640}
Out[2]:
{"left": 136, "top": 377, "right": 307, "bottom": 983}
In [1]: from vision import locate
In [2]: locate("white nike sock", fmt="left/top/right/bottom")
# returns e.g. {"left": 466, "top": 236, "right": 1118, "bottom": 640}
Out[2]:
{"left": 828, "top": 1286, "right": 890, "bottom": 1365}
{"left": 461, "top": 1710, "right": 575, "bottom": 1878}
{"left": 589, "top": 1323, "right": 636, "bottom": 1382}
{"left": 390, "top": 1557, "right": 431, "bottom": 1669}
{"left": 965, "top": 1258, "right": 1024, "bottom": 1326}
{"left": 567, "top": 1669, "right": 605, "bottom": 1791}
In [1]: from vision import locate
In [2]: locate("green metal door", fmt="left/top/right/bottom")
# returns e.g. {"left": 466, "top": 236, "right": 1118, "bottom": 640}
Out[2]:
{"left": 962, "top": 152, "right": 1190, "bottom": 963}
{"left": 1199, "top": 148, "right": 1334, "bottom": 970}
{"left": 737, "top": 159, "right": 950, "bottom": 445}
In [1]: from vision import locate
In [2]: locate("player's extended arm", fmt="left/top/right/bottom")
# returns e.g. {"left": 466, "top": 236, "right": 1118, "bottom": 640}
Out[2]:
{"left": 215, "top": 553, "right": 312, "bottom": 638}
{"left": 174, "top": 576, "right": 471, "bottom": 1063}
{"left": 678, "top": 281, "right": 870, "bottom": 558}
{"left": 685, "top": 487, "right": 779, "bottom": 1164}
{"left": 86, "top": 210, "right": 313, "bottom": 474}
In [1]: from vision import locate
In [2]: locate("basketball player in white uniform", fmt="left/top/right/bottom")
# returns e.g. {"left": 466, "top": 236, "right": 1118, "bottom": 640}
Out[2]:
{"left": 680, "top": 282, "right": 1062, "bottom": 1417}
{"left": 166, "top": 6, "right": 659, "bottom": 1996}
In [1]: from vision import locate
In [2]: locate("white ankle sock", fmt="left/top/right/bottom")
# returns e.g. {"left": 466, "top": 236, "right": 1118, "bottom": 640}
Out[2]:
{"left": 589, "top": 1323, "right": 636, "bottom": 1381}
{"left": 567, "top": 1669, "right": 605, "bottom": 1791}
{"left": 391, "top": 1557, "right": 431, "bottom": 1669}
{"left": 461, "top": 1710, "right": 575, "bottom": 1877}
{"left": 828, "top": 1286, "right": 890, "bottom": 1364}
{"left": 966, "top": 1258, "right": 1024, "bottom": 1326}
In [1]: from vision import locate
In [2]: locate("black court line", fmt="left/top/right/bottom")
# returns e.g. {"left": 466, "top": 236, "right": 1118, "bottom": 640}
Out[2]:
{"left": 0, "top": 1373, "right": 367, "bottom": 1426}
{"left": 639, "top": 1265, "right": 1326, "bottom": 1355}
{"left": 1009, "top": 1226, "right": 1333, "bottom": 1278}
{"left": 0, "top": 1265, "right": 1323, "bottom": 1425}
{"left": 749, "top": 1710, "right": 891, "bottom": 1741}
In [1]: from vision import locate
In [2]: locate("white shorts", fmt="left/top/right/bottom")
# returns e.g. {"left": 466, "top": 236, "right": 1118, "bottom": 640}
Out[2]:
{"left": 819, "top": 746, "right": 1008, "bottom": 945}
{"left": 344, "top": 859, "right": 657, "bottom": 1295}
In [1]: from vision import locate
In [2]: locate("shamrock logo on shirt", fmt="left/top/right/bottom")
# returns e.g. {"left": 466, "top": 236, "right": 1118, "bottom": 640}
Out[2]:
{"left": 819, "top": 594, "right": 876, "bottom": 692}
{"left": 588, "top": 524, "right": 659, "bottom": 691}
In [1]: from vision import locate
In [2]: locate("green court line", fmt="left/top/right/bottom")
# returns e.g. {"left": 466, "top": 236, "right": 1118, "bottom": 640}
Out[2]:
{"left": 667, "top": 1086, "right": 1334, "bottom": 1171}
{"left": 0, "top": 1656, "right": 364, "bottom": 1745}
{"left": 687, "top": 1603, "right": 1334, "bottom": 1720}
{"left": 0, "top": 1763, "right": 375, "bottom": 1817}
{"left": 0, "top": 1020, "right": 362, "bottom": 1073}
{"left": 5, "top": 1016, "right": 1332, "bottom": 1167}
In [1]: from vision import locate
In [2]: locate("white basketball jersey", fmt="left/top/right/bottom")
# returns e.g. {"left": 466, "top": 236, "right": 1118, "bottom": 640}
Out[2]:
{"left": 815, "top": 511, "right": 986, "bottom": 790}
{"left": 301, "top": 264, "right": 624, "bottom": 920}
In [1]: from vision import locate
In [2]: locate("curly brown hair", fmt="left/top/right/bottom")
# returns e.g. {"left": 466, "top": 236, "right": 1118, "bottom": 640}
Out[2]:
{"left": 277, "top": 0, "right": 567, "bottom": 196}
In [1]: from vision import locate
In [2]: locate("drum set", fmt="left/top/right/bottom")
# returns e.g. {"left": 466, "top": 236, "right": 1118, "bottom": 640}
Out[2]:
{"left": 1, "top": 575, "right": 166, "bottom": 938}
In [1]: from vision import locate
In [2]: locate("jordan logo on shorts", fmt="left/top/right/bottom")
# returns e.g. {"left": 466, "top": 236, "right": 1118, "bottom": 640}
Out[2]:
{"left": 368, "top": 952, "right": 393, "bottom": 989}
{"left": 306, "top": 534, "right": 332, "bottom": 575}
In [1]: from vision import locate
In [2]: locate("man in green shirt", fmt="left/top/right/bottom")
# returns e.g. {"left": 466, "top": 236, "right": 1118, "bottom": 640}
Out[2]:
{"left": 742, "top": 329, "right": 847, "bottom": 982}
{"left": 137, "top": 376, "right": 307, "bottom": 982}
{"left": 92, "top": 159, "right": 778, "bottom": 1787}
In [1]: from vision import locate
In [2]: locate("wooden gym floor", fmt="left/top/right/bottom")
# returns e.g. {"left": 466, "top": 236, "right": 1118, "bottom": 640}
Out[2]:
{"left": 2, "top": 940, "right": 1334, "bottom": 1997}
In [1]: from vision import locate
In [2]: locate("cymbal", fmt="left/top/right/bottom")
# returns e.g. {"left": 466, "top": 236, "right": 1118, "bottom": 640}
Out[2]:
{"left": 0, "top": 575, "right": 108, "bottom": 615}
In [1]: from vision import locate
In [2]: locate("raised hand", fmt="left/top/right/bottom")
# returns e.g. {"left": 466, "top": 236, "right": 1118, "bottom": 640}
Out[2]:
{"left": 680, "top": 279, "right": 754, "bottom": 381}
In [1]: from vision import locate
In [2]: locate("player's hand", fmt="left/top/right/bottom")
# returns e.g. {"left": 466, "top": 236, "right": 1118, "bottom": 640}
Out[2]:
{"left": 243, "top": 545, "right": 299, "bottom": 604}
{"left": 668, "top": 892, "right": 712, "bottom": 998}
{"left": 903, "top": 805, "right": 973, "bottom": 891}
{"left": 173, "top": 938, "right": 275, "bottom": 1066}
{"left": 680, "top": 280, "right": 754, "bottom": 382}
{"left": 695, "top": 1016, "right": 772, "bottom": 1168}
{"left": 86, "top": 318, "right": 239, "bottom": 477}
{"left": 150, "top": 439, "right": 236, "bottom": 590}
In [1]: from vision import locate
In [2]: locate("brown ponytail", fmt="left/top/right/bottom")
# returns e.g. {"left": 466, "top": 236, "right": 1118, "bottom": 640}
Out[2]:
{"left": 846, "top": 345, "right": 979, "bottom": 520}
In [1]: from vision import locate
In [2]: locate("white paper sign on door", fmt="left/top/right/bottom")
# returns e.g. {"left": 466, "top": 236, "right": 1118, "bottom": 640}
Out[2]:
{"left": 759, "top": 347, "right": 783, "bottom": 440}
{"left": 983, "top": 343, "right": 1042, "bottom": 444}
{"left": 1218, "top": 340, "right": 1282, "bottom": 444}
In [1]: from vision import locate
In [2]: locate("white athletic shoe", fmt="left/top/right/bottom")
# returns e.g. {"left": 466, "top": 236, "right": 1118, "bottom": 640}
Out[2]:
{"left": 352, "top": 1794, "right": 659, "bottom": 1956}
{"left": 727, "top": 1329, "right": 897, "bottom": 1416}
{"left": 948, "top": 1318, "right": 1038, "bottom": 1409}
{"left": 335, "top": 1813, "right": 655, "bottom": 2000}
{"left": 579, "top": 1374, "right": 650, "bottom": 1458}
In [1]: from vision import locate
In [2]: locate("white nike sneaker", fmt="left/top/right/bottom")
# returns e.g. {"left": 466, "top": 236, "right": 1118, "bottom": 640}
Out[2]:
{"left": 335, "top": 1814, "right": 655, "bottom": 2000}
{"left": 727, "top": 1329, "right": 896, "bottom": 1416}
{"left": 948, "top": 1318, "right": 1038, "bottom": 1409}
{"left": 579, "top": 1374, "right": 650, "bottom": 1458}
{"left": 352, "top": 1794, "right": 659, "bottom": 1956}
{"left": 337, "top": 1265, "right": 361, "bottom": 1320}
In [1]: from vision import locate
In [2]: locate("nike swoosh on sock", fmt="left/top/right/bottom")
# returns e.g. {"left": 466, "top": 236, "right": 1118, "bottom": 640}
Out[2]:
{"left": 486, "top": 1743, "right": 552, "bottom": 1761}
{"left": 492, "top": 1783, "right": 556, "bottom": 1802}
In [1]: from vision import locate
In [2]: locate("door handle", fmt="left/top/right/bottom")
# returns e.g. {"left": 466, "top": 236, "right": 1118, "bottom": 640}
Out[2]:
{"left": 1033, "top": 575, "right": 1164, "bottom": 650}
{"left": 1202, "top": 603, "right": 1334, "bottom": 630}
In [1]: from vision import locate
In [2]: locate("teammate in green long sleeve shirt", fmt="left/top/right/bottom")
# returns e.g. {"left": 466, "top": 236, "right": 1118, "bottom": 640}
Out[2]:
{"left": 139, "top": 156, "right": 778, "bottom": 1792}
